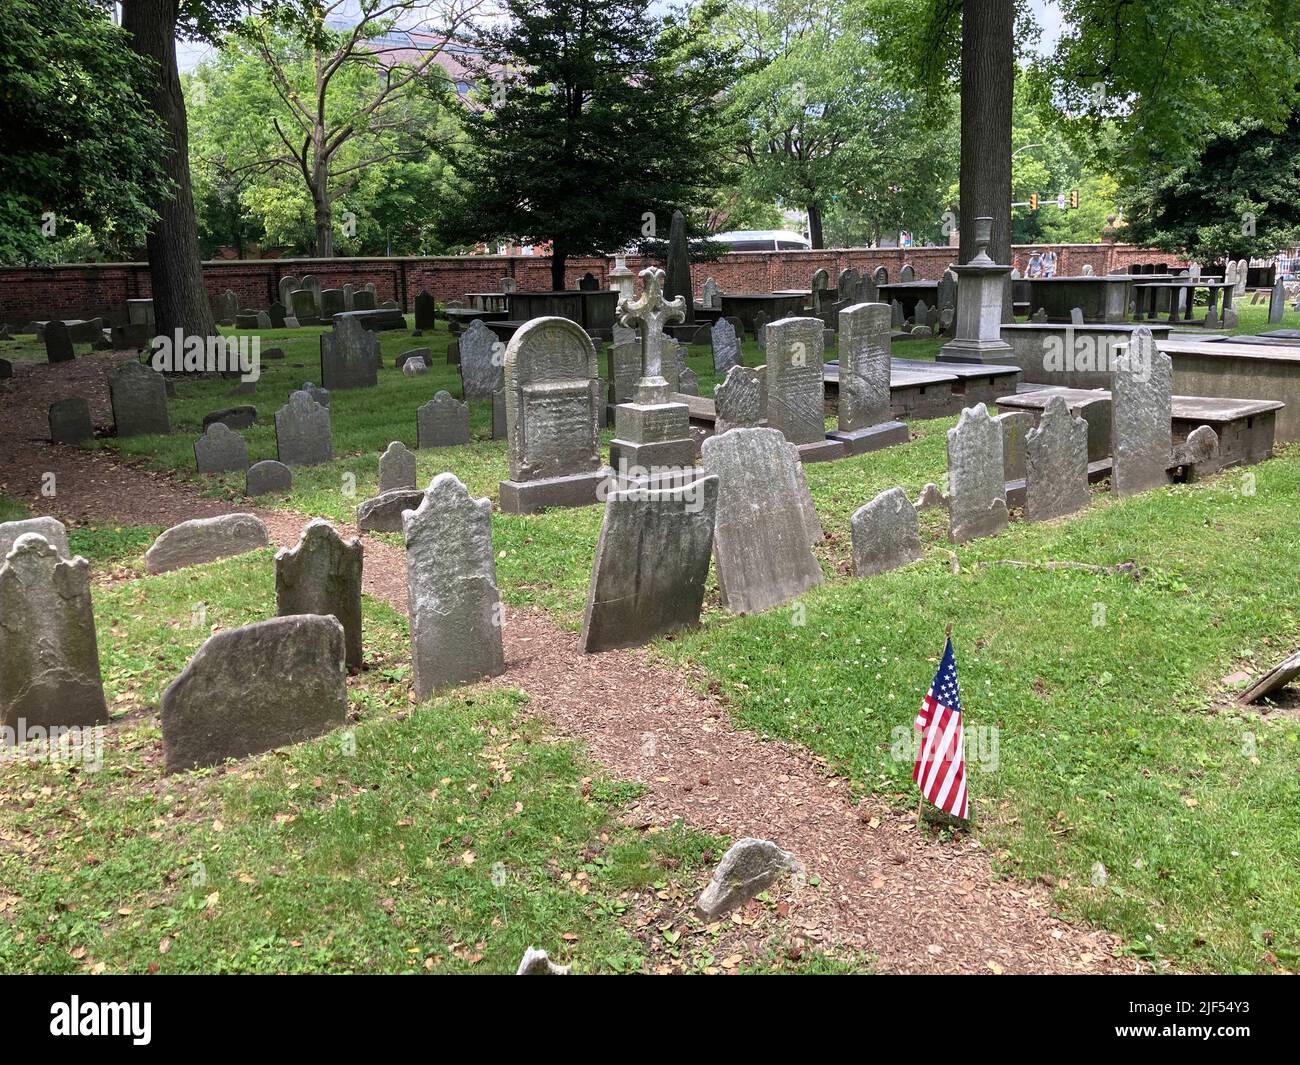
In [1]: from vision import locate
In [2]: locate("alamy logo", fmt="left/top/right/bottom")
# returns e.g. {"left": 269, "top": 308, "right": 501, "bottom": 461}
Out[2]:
{"left": 150, "top": 330, "right": 260, "bottom": 382}
{"left": 49, "top": 997, "right": 151, "bottom": 1045}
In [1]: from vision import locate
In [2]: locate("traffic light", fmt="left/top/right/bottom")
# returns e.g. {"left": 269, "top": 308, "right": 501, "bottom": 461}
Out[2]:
{"left": 1029, "top": 192, "right": 1039, "bottom": 211}
{"left": 1070, "top": 188, "right": 1080, "bottom": 209}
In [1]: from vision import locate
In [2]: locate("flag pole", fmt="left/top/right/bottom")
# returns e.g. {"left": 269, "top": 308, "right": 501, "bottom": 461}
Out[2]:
{"left": 918, "top": 622, "right": 955, "bottom": 827}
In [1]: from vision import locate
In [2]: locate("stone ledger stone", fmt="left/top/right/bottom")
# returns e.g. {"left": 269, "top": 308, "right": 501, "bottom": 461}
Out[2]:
{"left": 144, "top": 513, "right": 269, "bottom": 574}
{"left": 947, "top": 403, "right": 1009, "bottom": 544}
{"left": 850, "top": 487, "right": 923, "bottom": 577}
{"left": 275, "top": 520, "right": 364, "bottom": 670}
{"left": 161, "top": 615, "right": 347, "bottom": 772}
{"left": 580, "top": 476, "right": 719, "bottom": 653}
{"left": 403, "top": 473, "right": 506, "bottom": 696}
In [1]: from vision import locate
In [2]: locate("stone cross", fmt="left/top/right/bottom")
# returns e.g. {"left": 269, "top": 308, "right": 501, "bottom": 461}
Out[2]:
{"left": 617, "top": 267, "right": 686, "bottom": 404}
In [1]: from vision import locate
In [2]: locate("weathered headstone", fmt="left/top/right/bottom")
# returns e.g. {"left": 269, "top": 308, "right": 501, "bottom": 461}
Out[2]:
{"left": 194, "top": 422, "right": 249, "bottom": 474}
{"left": 108, "top": 361, "right": 171, "bottom": 437}
{"left": 403, "top": 472, "right": 505, "bottom": 696}
{"left": 460, "top": 318, "right": 503, "bottom": 400}
{"left": 900, "top": 264, "right": 915, "bottom": 282}
{"left": 701, "top": 427, "right": 823, "bottom": 613}
{"left": 416, "top": 391, "right": 470, "bottom": 448}
{"left": 320, "top": 288, "right": 345, "bottom": 320}
{"left": 809, "top": 268, "right": 830, "bottom": 315}
{"left": 873, "top": 266, "right": 888, "bottom": 286}
{"left": 379, "top": 440, "right": 417, "bottom": 492}
{"left": 48, "top": 397, "right": 92, "bottom": 443}
{"left": 396, "top": 348, "right": 431, "bottom": 370}
{"left": 701, "top": 276, "right": 721, "bottom": 310}
{"left": 319, "top": 314, "right": 379, "bottom": 390}
{"left": 946, "top": 403, "right": 1008, "bottom": 544}
{"left": 291, "top": 288, "right": 320, "bottom": 325}
{"left": 299, "top": 381, "right": 330, "bottom": 408}
{"left": 357, "top": 488, "right": 425, "bottom": 532}
{"left": 246, "top": 459, "right": 292, "bottom": 496}
{"left": 764, "top": 317, "right": 830, "bottom": 453}
{"left": 830, "top": 302, "right": 906, "bottom": 454}
{"left": 215, "top": 290, "right": 239, "bottom": 325}
{"left": 161, "top": 615, "right": 347, "bottom": 773}
{"left": 851, "top": 487, "right": 922, "bottom": 577}
{"left": 278, "top": 275, "right": 299, "bottom": 309}
{"left": 695, "top": 838, "right": 797, "bottom": 920}
{"left": 402, "top": 359, "right": 427, "bottom": 378}
{"left": 1269, "top": 277, "right": 1286, "bottom": 324}
{"left": 678, "top": 366, "right": 699, "bottom": 396}
{"left": 342, "top": 283, "right": 355, "bottom": 311}
{"left": 275, "top": 520, "right": 363, "bottom": 670}
{"left": 1111, "top": 327, "right": 1172, "bottom": 496}
{"left": 414, "top": 289, "right": 437, "bottom": 330}
{"left": 714, "top": 365, "right": 765, "bottom": 434}
{"left": 44, "top": 320, "right": 75, "bottom": 363}
{"left": 1025, "top": 395, "right": 1090, "bottom": 521}
{"left": 0, "top": 517, "right": 70, "bottom": 560}
{"left": 710, "top": 317, "right": 740, "bottom": 374}
{"left": 754, "top": 311, "right": 769, "bottom": 353}
{"left": 997, "top": 410, "right": 1034, "bottom": 483}
{"left": 256, "top": 310, "right": 273, "bottom": 330}
{"left": 144, "top": 513, "right": 269, "bottom": 574}
{"left": 580, "top": 475, "right": 719, "bottom": 653}
{"left": 275, "top": 391, "right": 332, "bottom": 466}
{"left": 0, "top": 534, "right": 108, "bottom": 737}
{"left": 663, "top": 209, "right": 694, "bottom": 323}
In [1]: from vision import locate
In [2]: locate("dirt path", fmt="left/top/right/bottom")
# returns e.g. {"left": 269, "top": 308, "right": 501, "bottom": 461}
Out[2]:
{"left": 0, "top": 352, "right": 1139, "bottom": 974}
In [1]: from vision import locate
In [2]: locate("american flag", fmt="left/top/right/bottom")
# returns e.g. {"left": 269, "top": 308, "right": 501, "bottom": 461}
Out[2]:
{"left": 913, "top": 637, "right": 970, "bottom": 819}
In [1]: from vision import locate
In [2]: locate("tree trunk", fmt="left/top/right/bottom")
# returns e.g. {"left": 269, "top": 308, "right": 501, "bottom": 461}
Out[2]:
{"left": 958, "top": 0, "right": 1014, "bottom": 268}
{"left": 312, "top": 162, "right": 333, "bottom": 258}
{"left": 550, "top": 246, "right": 567, "bottom": 291}
{"left": 806, "top": 202, "right": 824, "bottom": 249}
{"left": 121, "top": 0, "right": 216, "bottom": 339}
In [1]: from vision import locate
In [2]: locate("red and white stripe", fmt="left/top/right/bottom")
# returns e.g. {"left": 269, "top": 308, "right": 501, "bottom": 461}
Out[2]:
{"left": 913, "top": 693, "right": 969, "bottom": 819}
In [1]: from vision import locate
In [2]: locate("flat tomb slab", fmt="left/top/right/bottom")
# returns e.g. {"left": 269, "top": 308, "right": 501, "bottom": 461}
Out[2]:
{"left": 498, "top": 469, "right": 610, "bottom": 514}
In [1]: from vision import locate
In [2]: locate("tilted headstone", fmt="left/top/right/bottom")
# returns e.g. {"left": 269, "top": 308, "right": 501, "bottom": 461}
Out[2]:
{"left": 946, "top": 403, "right": 1008, "bottom": 544}
{"left": 414, "top": 289, "right": 437, "bottom": 330}
{"left": 161, "top": 614, "right": 347, "bottom": 773}
{"left": 379, "top": 440, "right": 417, "bottom": 492}
{"left": 997, "top": 410, "right": 1034, "bottom": 483}
{"left": 275, "top": 391, "right": 332, "bottom": 466}
{"left": 851, "top": 487, "right": 922, "bottom": 577}
{"left": 0, "top": 534, "right": 108, "bottom": 736}
{"left": 403, "top": 472, "right": 505, "bottom": 696}
{"left": 357, "top": 488, "right": 425, "bottom": 533}
{"left": 144, "top": 513, "right": 268, "bottom": 574}
{"left": 416, "top": 390, "right": 470, "bottom": 448}
{"left": 764, "top": 316, "right": 825, "bottom": 446}
{"left": 714, "top": 365, "right": 765, "bottom": 434}
{"left": 1111, "top": 327, "right": 1172, "bottom": 496}
{"left": 255, "top": 310, "right": 273, "bottom": 330}
{"left": 319, "top": 314, "right": 379, "bottom": 390}
{"left": 710, "top": 317, "right": 741, "bottom": 374}
{"left": 700, "top": 427, "right": 823, "bottom": 614}
{"left": 275, "top": 519, "right": 363, "bottom": 670}
{"left": 678, "top": 367, "right": 699, "bottom": 396}
{"left": 246, "top": 459, "right": 292, "bottom": 496}
{"left": 44, "top": 320, "right": 75, "bottom": 363}
{"left": 109, "top": 361, "right": 170, "bottom": 437}
{"left": 49, "top": 397, "right": 92, "bottom": 443}
{"left": 0, "top": 517, "right": 70, "bottom": 560}
{"left": 580, "top": 475, "right": 720, "bottom": 653}
{"left": 1025, "top": 395, "right": 1090, "bottom": 521}
{"left": 194, "top": 422, "right": 249, "bottom": 474}
{"left": 460, "top": 318, "right": 503, "bottom": 401}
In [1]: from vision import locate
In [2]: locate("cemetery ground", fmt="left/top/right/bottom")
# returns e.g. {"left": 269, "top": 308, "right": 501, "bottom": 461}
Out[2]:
{"left": 1, "top": 305, "right": 1298, "bottom": 975}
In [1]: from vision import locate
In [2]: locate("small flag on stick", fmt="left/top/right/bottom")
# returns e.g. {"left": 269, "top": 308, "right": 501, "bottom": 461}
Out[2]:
{"left": 913, "top": 633, "right": 970, "bottom": 820}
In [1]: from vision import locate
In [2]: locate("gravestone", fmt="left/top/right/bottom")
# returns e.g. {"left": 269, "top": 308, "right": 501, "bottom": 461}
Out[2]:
{"left": 357, "top": 488, "right": 425, "bottom": 532}
{"left": 663, "top": 210, "right": 694, "bottom": 323}
{"left": 0, "top": 517, "right": 70, "bottom": 560}
{"left": 446, "top": 338, "right": 460, "bottom": 365}
{"left": 0, "top": 358, "right": 11, "bottom": 379}
{"left": 299, "top": 381, "right": 330, "bottom": 407}
{"left": 235, "top": 313, "right": 259, "bottom": 330}
{"left": 491, "top": 387, "right": 506, "bottom": 439}
{"left": 459, "top": 318, "right": 502, "bottom": 401}
{"left": 607, "top": 341, "right": 640, "bottom": 407}
{"left": 997, "top": 410, "right": 1034, "bottom": 483}
{"left": 873, "top": 266, "right": 888, "bottom": 286}
{"left": 342, "top": 283, "right": 355, "bottom": 311}
{"left": 913, "top": 299, "right": 931, "bottom": 328}
{"left": 379, "top": 440, "right": 417, "bottom": 491}
{"left": 291, "top": 288, "right": 320, "bottom": 325}
{"left": 414, "top": 289, "right": 437, "bottom": 330}
{"left": 900, "top": 264, "right": 915, "bottom": 282}
{"left": 1070, "top": 306, "right": 1085, "bottom": 326}
{"left": 302, "top": 274, "right": 323, "bottom": 313}
{"left": 246, "top": 459, "right": 292, "bottom": 496}
{"left": 319, "top": 314, "right": 379, "bottom": 390}
{"left": 396, "top": 348, "right": 431, "bottom": 369}
{"left": 1080, "top": 264, "right": 1094, "bottom": 275}
{"left": 0, "top": 534, "right": 108, "bottom": 736}
{"left": 754, "top": 312, "right": 768, "bottom": 353}
{"left": 320, "top": 288, "right": 345, "bottom": 319}
{"left": 194, "top": 422, "right": 249, "bottom": 474}
{"left": 678, "top": 367, "right": 699, "bottom": 395}
{"left": 500, "top": 277, "right": 517, "bottom": 293}
{"left": 256, "top": 310, "right": 273, "bottom": 330}
{"left": 891, "top": 300, "right": 904, "bottom": 328}
{"left": 109, "top": 361, "right": 170, "bottom": 437}
{"left": 579, "top": 475, "right": 720, "bottom": 653}
{"left": 161, "top": 615, "right": 347, "bottom": 773}
{"left": 809, "top": 268, "right": 830, "bottom": 315}
{"left": 830, "top": 303, "right": 907, "bottom": 454}
{"left": 278, "top": 276, "right": 299, "bottom": 309}
{"left": 578, "top": 272, "right": 599, "bottom": 291}
{"left": 49, "top": 397, "right": 92, "bottom": 443}
{"left": 701, "top": 427, "right": 823, "bottom": 614}
{"left": 500, "top": 316, "right": 608, "bottom": 513}
{"left": 44, "top": 320, "right": 75, "bottom": 364}
{"left": 937, "top": 269, "right": 957, "bottom": 314}
{"left": 275, "top": 519, "right": 363, "bottom": 670}
{"left": 837, "top": 268, "right": 861, "bottom": 304}
{"left": 701, "top": 276, "right": 721, "bottom": 310}
{"left": 275, "top": 391, "right": 332, "bottom": 466}
{"left": 202, "top": 405, "right": 256, "bottom": 431}
{"left": 403, "top": 472, "right": 505, "bottom": 696}
{"left": 715, "top": 365, "right": 765, "bottom": 434}
{"left": 851, "top": 487, "right": 922, "bottom": 577}
{"left": 144, "top": 513, "right": 269, "bottom": 574}
{"left": 1269, "top": 278, "right": 1286, "bottom": 324}
{"left": 352, "top": 289, "right": 376, "bottom": 311}
{"left": 1111, "top": 327, "right": 1172, "bottom": 496}
{"left": 215, "top": 290, "right": 238, "bottom": 325}
{"left": 694, "top": 838, "right": 797, "bottom": 919}
{"left": 1235, "top": 258, "right": 1248, "bottom": 296}
{"left": 1025, "top": 395, "right": 1090, "bottom": 521}
{"left": 402, "top": 359, "right": 427, "bottom": 377}
{"left": 946, "top": 403, "right": 1008, "bottom": 544}
{"left": 416, "top": 391, "right": 470, "bottom": 448}
{"left": 710, "top": 317, "right": 740, "bottom": 374}
{"left": 765, "top": 316, "right": 832, "bottom": 455}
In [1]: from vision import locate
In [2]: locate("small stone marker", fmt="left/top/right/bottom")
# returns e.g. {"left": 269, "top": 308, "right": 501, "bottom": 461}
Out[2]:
{"left": 246, "top": 459, "right": 292, "bottom": 496}
{"left": 109, "top": 361, "right": 171, "bottom": 437}
{"left": 144, "top": 513, "right": 269, "bottom": 574}
{"left": 416, "top": 391, "right": 470, "bottom": 448}
{"left": 396, "top": 348, "right": 431, "bottom": 370}
{"left": 379, "top": 440, "right": 417, "bottom": 491}
{"left": 49, "top": 397, "right": 93, "bottom": 443}
{"left": 194, "top": 422, "right": 249, "bottom": 474}
{"left": 710, "top": 317, "right": 740, "bottom": 374}
{"left": 275, "top": 519, "right": 363, "bottom": 670}
{"left": 900, "top": 264, "right": 915, "bottom": 282}
{"left": 701, "top": 427, "right": 823, "bottom": 614}
{"left": 695, "top": 838, "right": 798, "bottom": 919}
{"left": 516, "top": 948, "right": 570, "bottom": 975}
{"left": 460, "top": 318, "right": 503, "bottom": 400}
{"left": 1025, "top": 395, "right": 1090, "bottom": 522}
{"left": 851, "top": 487, "right": 922, "bottom": 577}
{"left": 0, "top": 517, "right": 70, "bottom": 560}
{"left": 44, "top": 320, "right": 75, "bottom": 363}
{"left": 580, "top": 475, "right": 719, "bottom": 653}
{"left": 357, "top": 488, "right": 425, "bottom": 533}
{"left": 161, "top": 614, "right": 347, "bottom": 773}
{"left": 1111, "top": 327, "right": 1172, "bottom": 497}
{"left": 403, "top": 472, "right": 506, "bottom": 696}
{"left": 946, "top": 403, "right": 1008, "bottom": 544}
{"left": 0, "top": 534, "right": 109, "bottom": 736}
{"left": 714, "top": 365, "right": 765, "bottom": 434}
{"left": 275, "top": 391, "right": 332, "bottom": 466}
{"left": 403, "top": 359, "right": 427, "bottom": 377}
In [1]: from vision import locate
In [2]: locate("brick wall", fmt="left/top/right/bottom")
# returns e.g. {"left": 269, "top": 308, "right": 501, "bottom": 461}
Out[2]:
{"left": 0, "top": 244, "right": 1184, "bottom": 325}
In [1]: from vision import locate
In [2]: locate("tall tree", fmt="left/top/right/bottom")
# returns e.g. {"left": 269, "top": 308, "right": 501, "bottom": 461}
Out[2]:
{"left": 440, "top": 0, "right": 739, "bottom": 290}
